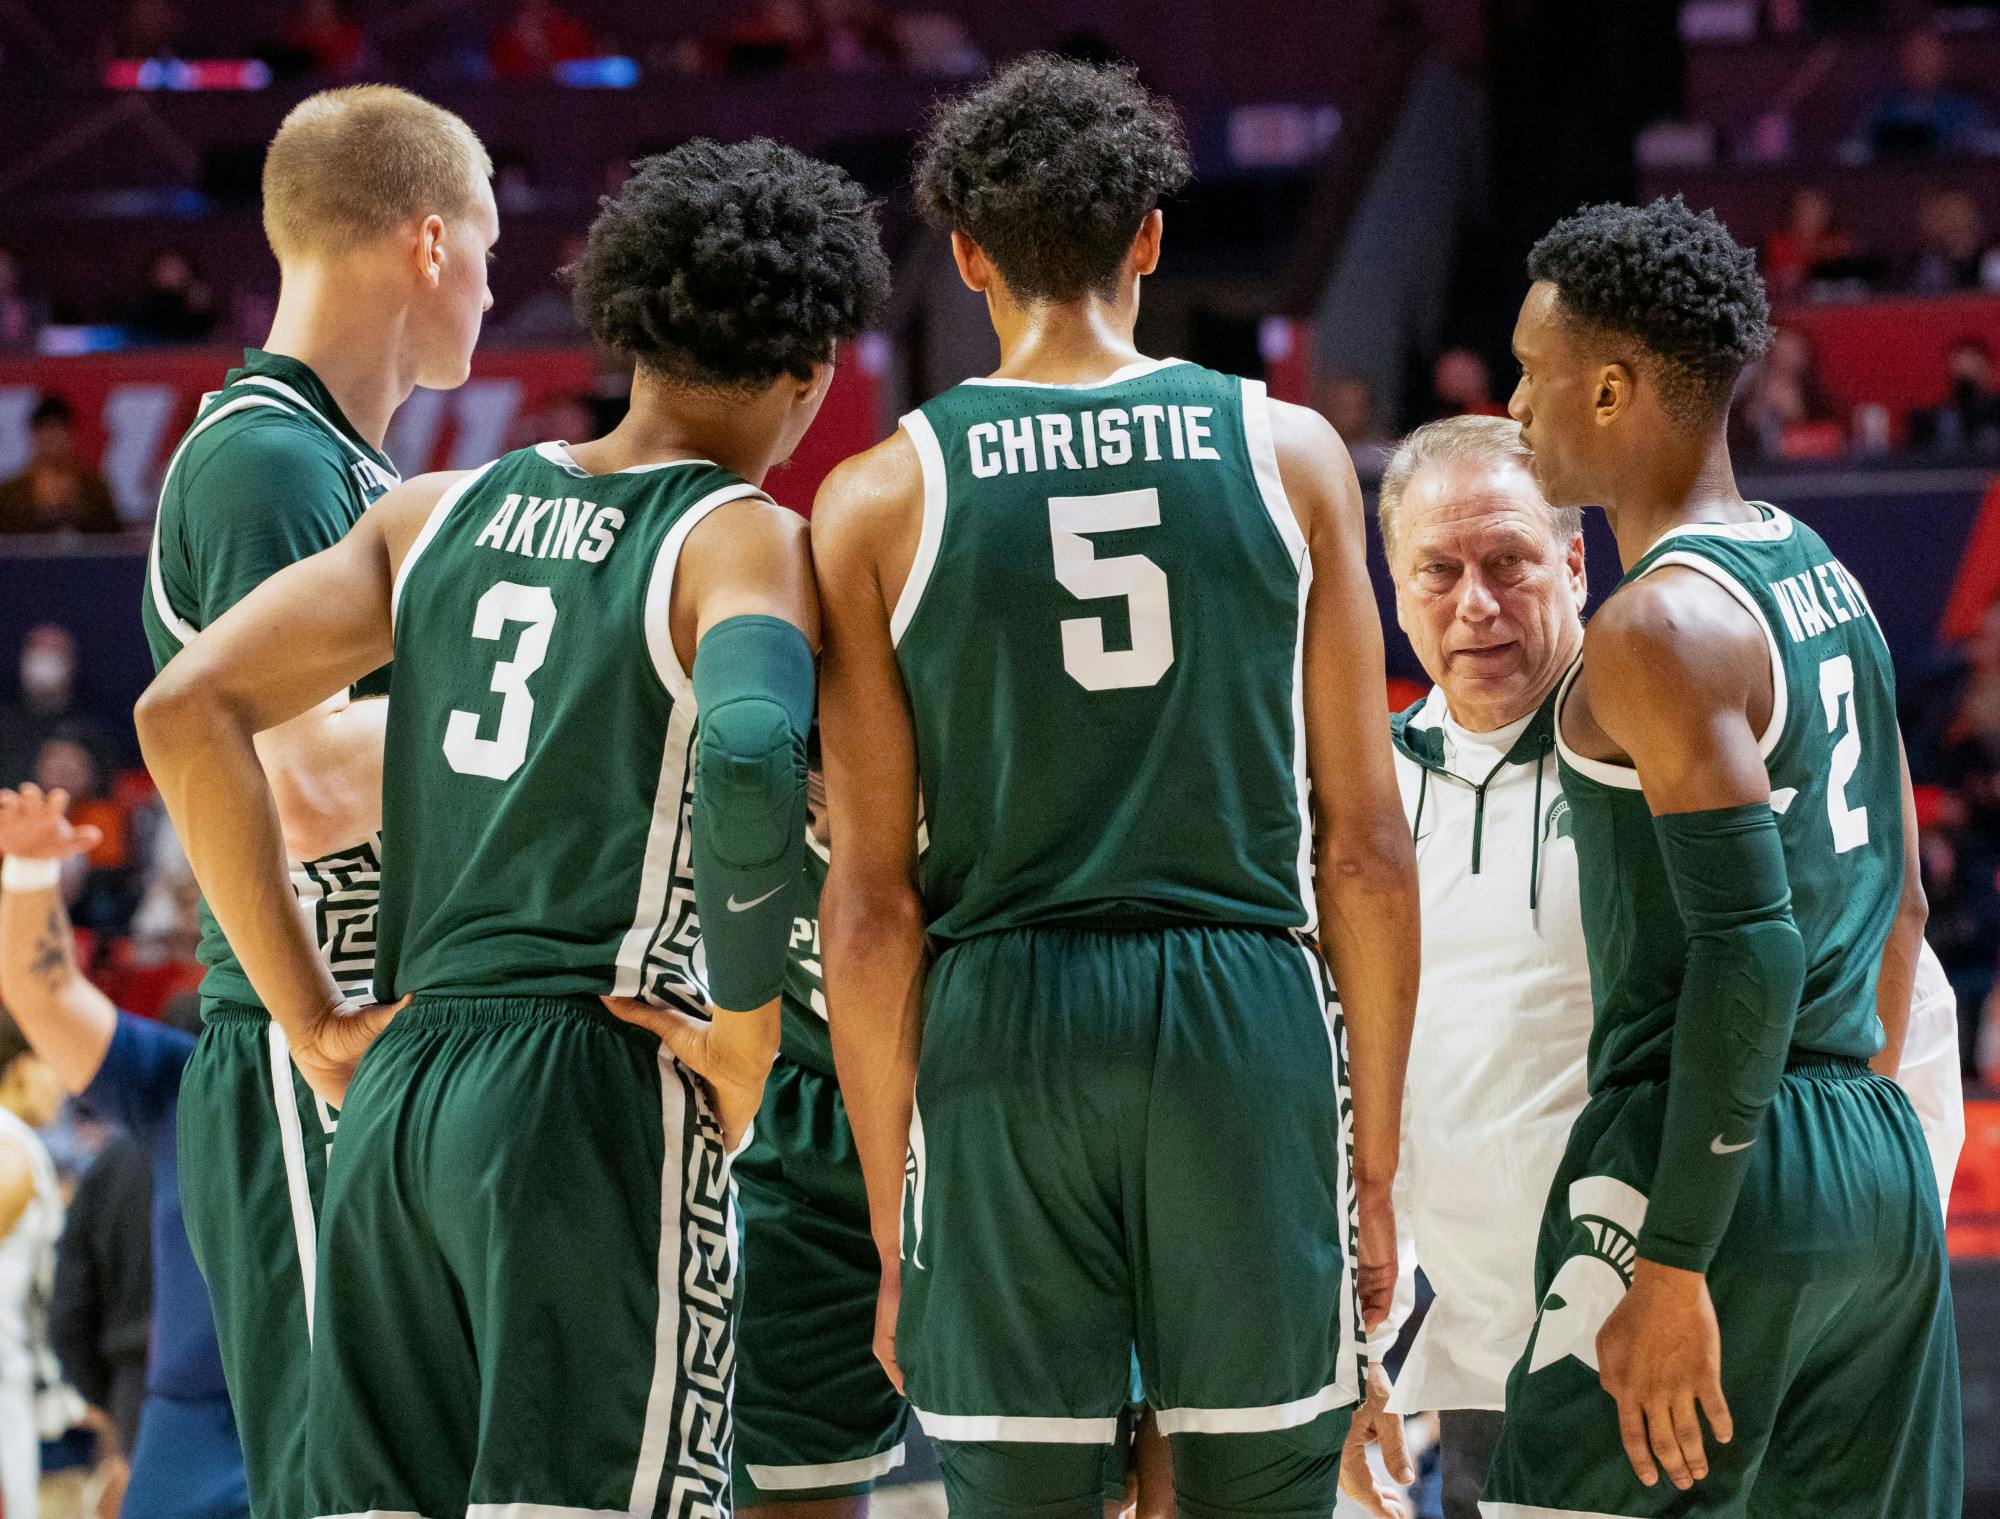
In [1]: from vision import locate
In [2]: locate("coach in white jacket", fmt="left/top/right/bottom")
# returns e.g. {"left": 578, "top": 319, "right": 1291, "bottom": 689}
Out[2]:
{"left": 1359, "top": 415, "right": 1964, "bottom": 1519}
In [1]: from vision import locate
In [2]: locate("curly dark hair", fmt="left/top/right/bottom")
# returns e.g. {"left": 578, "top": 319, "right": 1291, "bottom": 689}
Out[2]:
{"left": 914, "top": 54, "right": 1191, "bottom": 303}
{"left": 568, "top": 139, "right": 890, "bottom": 390}
{"left": 1527, "top": 196, "right": 1774, "bottom": 425}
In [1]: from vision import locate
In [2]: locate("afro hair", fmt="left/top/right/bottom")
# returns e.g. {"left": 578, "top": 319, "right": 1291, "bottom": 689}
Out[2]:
{"left": 1527, "top": 196, "right": 1774, "bottom": 425}
{"left": 569, "top": 138, "right": 890, "bottom": 391}
{"left": 914, "top": 54, "right": 1191, "bottom": 304}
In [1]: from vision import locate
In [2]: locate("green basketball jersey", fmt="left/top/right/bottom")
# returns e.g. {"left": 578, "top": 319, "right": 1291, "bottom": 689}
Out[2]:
{"left": 780, "top": 835, "right": 833, "bottom": 1074}
{"left": 895, "top": 358, "right": 1314, "bottom": 941}
{"left": 1555, "top": 506, "right": 1903, "bottom": 1089}
{"left": 375, "top": 442, "right": 768, "bottom": 1007}
{"left": 142, "top": 350, "right": 400, "bottom": 1006}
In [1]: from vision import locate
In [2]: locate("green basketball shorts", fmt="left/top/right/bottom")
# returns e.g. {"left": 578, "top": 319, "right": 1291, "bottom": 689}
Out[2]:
{"left": 177, "top": 1001, "right": 335, "bottom": 1519}
{"left": 304, "top": 996, "right": 736, "bottom": 1519}
{"left": 733, "top": 1054, "right": 910, "bottom": 1505}
{"left": 899, "top": 924, "right": 1363, "bottom": 1450}
{"left": 1481, "top": 1058, "right": 1962, "bottom": 1518}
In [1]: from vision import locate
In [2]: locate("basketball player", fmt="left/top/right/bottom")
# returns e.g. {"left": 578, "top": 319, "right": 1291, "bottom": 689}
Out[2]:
{"left": 137, "top": 137, "right": 887, "bottom": 1519}
{"left": 137, "top": 84, "right": 495, "bottom": 1519}
{"left": 1481, "top": 198, "right": 1961, "bottom": 1516}
{"left": 733, "top": 741, "right": 913, "bottom": 1519}
{"left": 813, "top": 56, "right": 1419, "bottom": 1519}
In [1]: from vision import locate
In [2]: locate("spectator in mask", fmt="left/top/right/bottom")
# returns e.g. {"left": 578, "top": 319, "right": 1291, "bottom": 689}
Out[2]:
{"left": 0, "top": 629, "right": 112, "bottom": 790}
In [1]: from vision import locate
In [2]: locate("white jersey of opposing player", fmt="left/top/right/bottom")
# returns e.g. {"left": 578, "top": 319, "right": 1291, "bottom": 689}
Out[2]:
{"left": 0, "top": 1105, "right": 64, "bottom": 1519}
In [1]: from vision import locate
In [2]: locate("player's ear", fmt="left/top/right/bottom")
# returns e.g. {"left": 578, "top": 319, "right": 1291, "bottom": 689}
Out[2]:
{"left": 416, "top": 213, "right": 447, "bottom": 289}
{"left": 1593, "top": 362, "right": 1632, "bottom": 427}
{"left": 949, "top": 231, "right": 992, "bottom": 294}
{"left": 1131, "top": 209, "right": 1163, "bottom": 279}
{"left": 799, "top": 360, "right": 836, "bottom": 409}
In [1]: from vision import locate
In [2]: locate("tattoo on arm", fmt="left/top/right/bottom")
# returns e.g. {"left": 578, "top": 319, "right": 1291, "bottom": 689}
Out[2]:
{"left": 30, "top": 907, "right": 73, "bottom": 991}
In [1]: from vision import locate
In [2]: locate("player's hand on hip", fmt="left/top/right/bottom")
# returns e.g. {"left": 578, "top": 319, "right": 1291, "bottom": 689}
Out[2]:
{"left": 600, "top": 996, "right": 777, "bottom": 1154}
{"left": 872, "top": 1253, "right": 905, "bottom": 1394}
{"left": 0, "top": 784, "right": 102, "bottom": 861}
{"left": 1355, "top": 1176, "right": 1398, "bottom": 1333}
{"left": 294, "top": 995, "right": 408, "bottom": 1109}
{"left": 1596, "top": 1258, "right": 1732, "bottom": 1493}
{"left": 1339, "top": 1362, "right": 1413, "bottom": 1518}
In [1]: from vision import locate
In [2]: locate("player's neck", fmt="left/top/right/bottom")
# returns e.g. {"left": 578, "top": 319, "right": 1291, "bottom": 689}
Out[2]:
{"left": 263, "top": 262, "right": 419, "bottom": 450}
{"left": 987, "top": 290, "right": 1146, "bottom": 385}
{"left": 1600, "top": 431, "right": 1751, "bottom": 570}
{"left": 565, "top": 372, "right": 784, "bottom": 486}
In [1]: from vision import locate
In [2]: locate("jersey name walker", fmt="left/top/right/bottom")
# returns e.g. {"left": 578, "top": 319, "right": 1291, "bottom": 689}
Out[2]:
{"left": 895, "top": 358, "right": 1314, "bottom": 941}
{"left": 1555, "top": 507, "right": 1902, "bottom": 1087}
{"left": 375, "top": 442, "right": 766, "bottom": 1008}
{"left": 141, "top": 350, "right": 399, "bottom": 1005}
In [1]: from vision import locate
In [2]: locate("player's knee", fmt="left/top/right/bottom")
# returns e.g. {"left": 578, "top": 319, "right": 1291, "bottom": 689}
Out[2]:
{"left": 695, "top": 695, "right": 806, "bottom": 868}
{"left": 1166, "top": 1413, "right": 1343, "bottom": 1519}
{"left": 934, "top": 1440, "right": 1111, "bottom": 1519}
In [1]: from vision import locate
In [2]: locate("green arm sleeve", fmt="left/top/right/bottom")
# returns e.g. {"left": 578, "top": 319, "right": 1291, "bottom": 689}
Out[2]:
{"left": 1637, "top": 803, "right": 1806, "bottom": 1273}
{"left": 183, "top": 420, "right": 358, "bottom": 623}
{"left": 690, "top": 615, "right": 815, "bottom": 1013}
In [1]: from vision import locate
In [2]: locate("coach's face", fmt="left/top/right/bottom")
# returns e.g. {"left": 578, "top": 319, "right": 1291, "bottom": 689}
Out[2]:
{"left": 1393, "top": 455, "right": 1586, "bottom": 733}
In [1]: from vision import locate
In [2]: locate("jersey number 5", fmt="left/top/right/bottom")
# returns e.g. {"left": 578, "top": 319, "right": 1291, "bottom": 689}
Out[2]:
{"left": 1048, "top": 488, "right": 1175, "bottom": 691}
{"left": 444, "top": 581, "right": 557, "bottom": 780}
{"left": 1819, "top": 653, "right": 1868, "bottom": 854}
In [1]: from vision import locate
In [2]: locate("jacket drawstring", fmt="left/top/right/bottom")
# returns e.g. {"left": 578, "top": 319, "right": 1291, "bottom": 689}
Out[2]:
{"left": 1412, "top": 765, "right": 1430, "bottom": 850}
{"left": 1529, "top": 747, "right": 1546, "bottom": 912}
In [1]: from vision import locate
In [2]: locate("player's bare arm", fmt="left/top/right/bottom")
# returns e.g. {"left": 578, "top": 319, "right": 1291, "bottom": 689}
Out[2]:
{"left": 254, "top": 690, "right": 390, "bottom": 862}
{"left": 1871, "top": 737, "right": 1927, "bottom": 1078}
{"left": 1273, "top": 398, "right": 1421, "bottom": 1334}
{"left": 1567, "top": 566, "right": 1799, "bottom": 1496}
{"left": 603, "top": 496, "right": 822, "bottom": 1150}
{"left": 0, "top": 786, "right": 116, "bottom": 1093}
{"left": 135, "top": 470, "right": 466, "bottom": 1106}
{"left": 811, "top": 432, "right": 928, "bottom": 1392}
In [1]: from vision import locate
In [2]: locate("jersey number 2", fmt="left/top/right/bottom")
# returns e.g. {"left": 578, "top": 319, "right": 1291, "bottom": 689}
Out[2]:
{"left": 443, "top": 581, "right": 557, "bottom": 780}
{"left": 1048, "top": 488, "right": 1175, "bottom": 691}
{"left": 1818, "top": 653, "right": 1868, "bottom": 854}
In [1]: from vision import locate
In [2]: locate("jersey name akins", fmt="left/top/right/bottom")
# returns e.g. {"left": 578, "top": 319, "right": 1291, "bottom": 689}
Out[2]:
{"left": 472, "top": 492, "right": 627, "bottom": 563}
{"left": 966, "top": 403, "right": 1222, "bottom": 478}
{"left": 1767, "top": 558, "right": 1873, "bottom": 645}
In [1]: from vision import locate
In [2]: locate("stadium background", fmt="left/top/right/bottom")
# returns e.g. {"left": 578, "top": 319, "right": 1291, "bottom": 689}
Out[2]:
{"left": 0, "top": 0, "right": 1997, "bottom": 1512}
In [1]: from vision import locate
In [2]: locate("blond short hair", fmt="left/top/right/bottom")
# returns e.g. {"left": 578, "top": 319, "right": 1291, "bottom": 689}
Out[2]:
{"left": 262, "top": 86, "right": 492, "bottom": 258}
{"left": 1377, "top": 414, "right": 1581, "bottom": 562}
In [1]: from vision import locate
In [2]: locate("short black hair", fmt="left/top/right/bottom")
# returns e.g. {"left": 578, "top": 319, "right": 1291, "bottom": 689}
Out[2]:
{"left": 914, "top": 54, "right": 1191, "bottom": 303}
{"left": 1527, "top": 195, "right": 1774, "bottom": 425}
{"left": 569, "top": 138, "right": 890, "bottom": 391}
{"left": 31, "top": 395, "right": 74, "bottom": 429}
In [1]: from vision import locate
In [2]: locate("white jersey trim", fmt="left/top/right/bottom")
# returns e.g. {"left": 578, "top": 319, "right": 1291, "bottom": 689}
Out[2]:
{"left": 1154, "top": 1377, "right": 1356, "bottom": 1436}
{"left": 745, "top": 1444, "right": 908, "bottom": 1491}
{"left": 467, "top": 1507, "right": 637, "bottom": 1519}
{"left": 265, "top": 1021, "right": 319, "bottom": 1342}
{"left": 641, "top": 482, "right": 770, "bottom": 701}
{"left": 1478, "top": 1506, "right": 1638, "bottom": 1519}
{"left": 234, "top": 376, "right": 395, "bottom": 475}
{"left": 1238, "top": 378, "right": 1309, "bottom": 563}
{"left": 390, "top": 461, "right": 500, "bottom": 631}
{"left": 1298, "top": 938, "right": 1362, "bottom": 1393}
{"left": 534, "top": 441, "right": 716, "bottom": 478}
{"left": 623, "top": 1054, "right": 687, "bottom": 1519}
{"left": 890, "top": 409, "right": 948, "bottom": 648}
{"left": 145, "top": 393, "right": 297, "bottom": 647}
{"left": 956, "top": 356, "right": 1185, "bottom": 389}
{"left": 611, "top": 700, "right": 698, "bottom": 1001}
{"left": 1645, "top": 502, "right": 1794, "bottom": 549}
{"left": 912, "top": 1410, "right": 1120, "bottom": 1443}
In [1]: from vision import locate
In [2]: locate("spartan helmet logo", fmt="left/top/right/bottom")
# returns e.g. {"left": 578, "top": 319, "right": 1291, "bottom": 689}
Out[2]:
{"left": 1527, "top": 1175, "right": 1648, "bottom": 1376}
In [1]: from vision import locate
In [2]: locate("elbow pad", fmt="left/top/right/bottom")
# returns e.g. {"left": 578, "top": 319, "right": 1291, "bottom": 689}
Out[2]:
{"left": 690, "top": 615, "right": 814, "bottom": 1012}
{"left": 1637, "top": 803, "right": 1806, "bottom": 1273}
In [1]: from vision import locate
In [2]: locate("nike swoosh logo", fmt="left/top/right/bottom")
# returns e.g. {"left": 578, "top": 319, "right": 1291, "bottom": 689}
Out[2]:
{"left": 1710, "top": 1135, "right": 1754, "bottom": 1155}
{"left": 727, "top": 883, "right": 787, "bottom": 913}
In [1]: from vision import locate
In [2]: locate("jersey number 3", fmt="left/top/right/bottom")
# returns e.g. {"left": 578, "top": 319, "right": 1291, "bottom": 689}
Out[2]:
{"left": 1048, "top": 488, "right": 1175, "bottom": 691}
{"left": 444, "top": 581, "right": 557, "bottom": 780}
